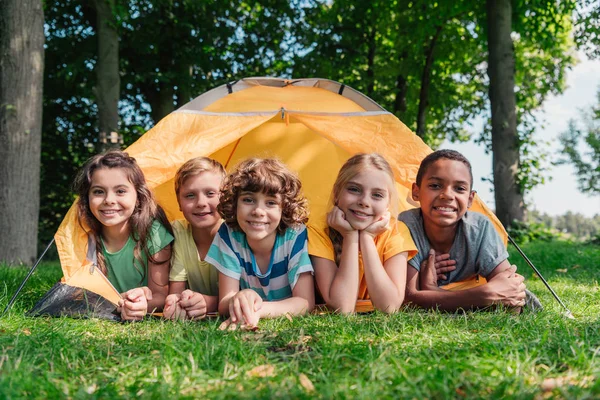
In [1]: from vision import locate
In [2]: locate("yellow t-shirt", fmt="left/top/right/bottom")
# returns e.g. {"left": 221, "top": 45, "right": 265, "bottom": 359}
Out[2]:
{"left": 169, "top": 219, "right": 219, "bottom": 296}
{"left": 307, "top": 218, "right": 417, "bottom": 300}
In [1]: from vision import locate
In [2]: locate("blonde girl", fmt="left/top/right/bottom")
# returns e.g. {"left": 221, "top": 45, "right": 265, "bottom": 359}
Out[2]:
{"left": 308, "top": 153, "right": 417, "bottom": 313}
{"left": 74, "top": 150, "right": 173, "bottom": 320}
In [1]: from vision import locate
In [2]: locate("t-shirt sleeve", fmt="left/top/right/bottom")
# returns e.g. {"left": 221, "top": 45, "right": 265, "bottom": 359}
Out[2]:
{"left": 286, "top": 226, "right": 314, "bottom": 289}
{"left": 397, "top": 210, "right": 426, "bottom": 271}
{"left": 307, "top": 219, "right": 335, "bottom": 261}
{"left": 476, "top": 217, "right": 509, "bottom": 278}
{"left": 382, "top": 220, "right": 418, "bottom": 263}
{"left": 147, "top": 220, "right": 174, "bottom": 255}
{"left": 204, "top": 224, "right": 242, "bottom": 280}
{"left": 169, "top": 221, "right": 188, "bottom": 282}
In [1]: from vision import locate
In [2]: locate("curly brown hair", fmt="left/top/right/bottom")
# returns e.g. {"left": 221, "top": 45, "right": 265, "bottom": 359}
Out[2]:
{"left": 218, "top": 158, "right": 309, "bottom": 234}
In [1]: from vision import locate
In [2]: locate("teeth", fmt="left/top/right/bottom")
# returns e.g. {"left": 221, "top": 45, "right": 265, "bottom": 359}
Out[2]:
{"left": 352, "top": 210, "right": 370, "bottom": 217}
{"left": 249, "top": 222, "right": 266, "bottom": 227}
{"left": 435, "top": 207, "right": 455, "bottom": 212}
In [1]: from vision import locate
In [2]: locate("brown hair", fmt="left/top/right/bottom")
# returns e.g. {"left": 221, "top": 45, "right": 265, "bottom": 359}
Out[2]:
{"left": 328, "top": 153, "right": 398, "bottom": 264}
{"left": 73, "top": 150, "right": 173, "bottom": 284}
{"left": 416, "top": 149, "right": 473, "bottom": 189}
{"left": 218, "top": 158, "right": 309, "bottom": 234}
{"left": 174, "top": 157, "right": 226, "bottom": 197}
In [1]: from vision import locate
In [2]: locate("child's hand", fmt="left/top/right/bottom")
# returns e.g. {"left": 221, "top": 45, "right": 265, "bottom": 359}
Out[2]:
{"left": 486, "top": 265, "right": 526, "bottom": 308}
{"left": 227, "top": 289, "right": 263, "bottom": 328}
{"left": 119, "top": 286, "right": 151, "bottom": 321}
{"left": 327, "top": 206, "right": 355, "bottom": 236}
{"left": 420, "top": 252, "right": 457, "bottom": 281}
{"left": 362, "top": 211, "right": 391, "bottom": 238}
{"left": 163, "top": 293, "right": 186, "bottom": 321}
{"left": 419, "top": 249, "right": 440, "bottom": 291}
{"left": 178, "top": 289, "right": 208, "bottom": 320}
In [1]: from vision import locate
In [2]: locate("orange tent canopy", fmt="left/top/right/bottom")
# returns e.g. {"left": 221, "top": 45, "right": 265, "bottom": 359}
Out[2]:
{"left": 54, "top": 77, "right": 507, "bottom": 305}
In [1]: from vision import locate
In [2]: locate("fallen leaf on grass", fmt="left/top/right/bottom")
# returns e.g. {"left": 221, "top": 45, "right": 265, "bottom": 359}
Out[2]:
{"left": 284, "top": 313, "right": 293, "bottom": 322}
{"left": 571, "top": 264, "right": 580, "bottom": 269}
{"left": 540, "top": 375, "right": 595, "bottom": 392}
{"left": 455, "top": 387, "right": 466, "bottom": 397}
{"left": 287, "top": 335, "right": 312, "bottom": 346}
{"left": 556, "top": 269, "right": 568, "bottom": 273}
{"left": 22, "top": 329, "right": 31, "bottom": 336}
{"left": 299, "top": 373, "right": 315, "bottom": 392}
{"left": 246, "top": 364, "right": 275, "bottom": 378}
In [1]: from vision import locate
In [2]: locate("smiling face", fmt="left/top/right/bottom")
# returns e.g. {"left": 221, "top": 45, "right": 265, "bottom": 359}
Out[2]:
{"left": 177, "top": 171, "right": 222, "bottom": 232}
{"left": 412, "top": 158, "right": 475, "bottom": 230}
{"left": 88, "top": 167, "right": 137, "bottom": 234}
{"left": 335, "top": 167, "right": 392, "bottom": 230}
{"left": 236, "top": 191, "right": 283, "bottom": 248}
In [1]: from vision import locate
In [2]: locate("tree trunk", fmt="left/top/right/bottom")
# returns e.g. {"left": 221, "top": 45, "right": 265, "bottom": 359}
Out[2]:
{"left": 416, "top": 26, "right": 442, "bottom": 138}
{"left": 0, "top": 0, "right": 44, "bottom": 264}
{"left": 94, "top": 0, "right": 120, "bottom": 151}
{"left": 366, "top": 27, "right": 376, "bottom": 98}
{"left": 486, "top": 0, "right": 525, "bottom": 227}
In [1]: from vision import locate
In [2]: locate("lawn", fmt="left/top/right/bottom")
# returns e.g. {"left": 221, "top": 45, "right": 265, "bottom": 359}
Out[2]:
{"left": 0, "top": 241, "right": 599, "bottom": 398}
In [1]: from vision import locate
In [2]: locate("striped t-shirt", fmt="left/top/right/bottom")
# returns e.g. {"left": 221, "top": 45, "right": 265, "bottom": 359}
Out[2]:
{"left": 205, "top": 223, "right": 313, "bottom": 301}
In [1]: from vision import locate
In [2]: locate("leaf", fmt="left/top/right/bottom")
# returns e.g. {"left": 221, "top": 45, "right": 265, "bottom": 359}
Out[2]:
{"left": 22, "top": 329, "right": 31, "bottom": 336}
{"left": 556, "top": 269, "right": 568, "bottom": 273}
{"left": 284, "top": 313, "right": 293, "bottom": 322}
{"left": 246, "top": 364, "right": 275, "bottom": 378}
{"left": 299, "top": 373, "right": 315, "bottom": 392}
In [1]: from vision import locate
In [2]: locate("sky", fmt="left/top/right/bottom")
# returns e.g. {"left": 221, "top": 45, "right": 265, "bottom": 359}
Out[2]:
{"left": 442, "top": 53, "right": 600, "bottom": 218}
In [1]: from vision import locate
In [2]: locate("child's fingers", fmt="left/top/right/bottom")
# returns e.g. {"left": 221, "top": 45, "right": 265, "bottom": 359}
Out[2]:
{"left": 434, "top": 253, "right": 451, "bottom": 262}
{"left": 219, "top": 318, "right": 232, "bottom": 331}
{"left": 187, "top": 306, "right": 207, "bottom": 320}
{"left": 238, "top": 295, "right": 255, "bottom": 325}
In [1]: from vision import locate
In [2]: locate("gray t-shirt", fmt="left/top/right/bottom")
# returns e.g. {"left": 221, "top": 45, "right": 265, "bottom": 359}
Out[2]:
{"left": 397, "top": 208, "right": 508, "bottom": 286}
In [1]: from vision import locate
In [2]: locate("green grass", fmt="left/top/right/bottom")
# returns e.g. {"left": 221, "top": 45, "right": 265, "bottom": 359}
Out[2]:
{"left": 1, "top": 241, "right": 599, "bottom": 399}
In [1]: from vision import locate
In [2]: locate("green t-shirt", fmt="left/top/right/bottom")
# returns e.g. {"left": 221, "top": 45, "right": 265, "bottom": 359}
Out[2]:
{"left": 103, "top": 220, "right": 174, "bottom": 293}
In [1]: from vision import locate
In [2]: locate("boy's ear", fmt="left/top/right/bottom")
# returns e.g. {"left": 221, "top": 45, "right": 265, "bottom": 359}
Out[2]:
{"left": 411, "top": 183, "right": 420, "bottom": 201}
{"left": 467, "top": 190, "right": 475, "bottom": 208}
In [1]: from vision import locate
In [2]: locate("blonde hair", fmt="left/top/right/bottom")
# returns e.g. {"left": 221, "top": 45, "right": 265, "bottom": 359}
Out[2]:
{"left": 174, "top": 157, "right": 226, "bottom": 197}
{"left": 328, "top": 153, "right": 398, "bottom": 264}
{"left": 218, "top": 158, "right": 309, "bottom": 234}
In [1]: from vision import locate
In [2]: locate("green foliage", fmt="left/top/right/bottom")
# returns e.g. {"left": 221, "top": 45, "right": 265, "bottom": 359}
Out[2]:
{"left": 2, "top": 242, "right": 600, "bottom": 398}
{"left": 39, "top": 0, "right": 305, "bottom": 252}
{"left": 507, "top": 220, "right": 563, "bottom": 244}
{"left": 559, "top": 90, "right": 600, "bottom": 195}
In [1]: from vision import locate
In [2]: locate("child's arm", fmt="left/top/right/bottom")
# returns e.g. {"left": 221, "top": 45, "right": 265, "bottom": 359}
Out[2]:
{"left": 404, "top": 252, "right": 526, "bottom": 311}
{"left": 145, "top": 246, "right": 171, "bottom": 312}
{"left": 256, "top": 272, "right": 314, "bottom": 318}
{"left": 118, "top": 246, "right": 171, "bottom": 320}
{"left": 360, "top": 212, "right": 408, "bottom": 313}
{"left": 312, "top": 207, "right": 361, "bottom": 313}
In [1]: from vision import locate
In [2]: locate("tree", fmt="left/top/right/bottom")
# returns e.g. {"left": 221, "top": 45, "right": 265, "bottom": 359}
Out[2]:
{"left": 486, "top": 0, "right": 524, "bottom": 227}
{"left": 93, "top": 0, "right": 122, "bottom": 150}
{"left": 559, "top": 91, "right": 600, "bottom": 195}
{"left": 0, "top": 0, "right": 45, "bottom": 264}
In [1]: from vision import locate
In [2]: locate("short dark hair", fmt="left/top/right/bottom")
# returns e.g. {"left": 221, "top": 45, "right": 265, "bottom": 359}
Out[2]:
{"left": 416, "top": 149, "right": 473, "bottom": 188}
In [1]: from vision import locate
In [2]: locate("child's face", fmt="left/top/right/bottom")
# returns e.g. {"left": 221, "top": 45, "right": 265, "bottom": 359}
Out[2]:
{"left": 88, "top": 167, "right": 137, "bottom": 232}
{"left": 236, "top": 191, "right": 282, "bottom": 245}
{"left": 336, "top": 166, "right": 391, "bottom": 230}
{"left": 411, "top": 158, "right": 474, "bottom": 229}
{"left": 178, "top": 171, "right": 222, "bottom": 231}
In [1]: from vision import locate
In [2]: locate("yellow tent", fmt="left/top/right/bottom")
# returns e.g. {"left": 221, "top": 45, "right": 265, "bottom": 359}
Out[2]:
{"left": 53, "top": 77, "right": 507, "bottom": 306}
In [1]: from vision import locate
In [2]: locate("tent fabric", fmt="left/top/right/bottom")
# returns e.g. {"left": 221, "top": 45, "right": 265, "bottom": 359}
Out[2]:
{"left": 54, "top": 77, "right": 507, "bottom": 305}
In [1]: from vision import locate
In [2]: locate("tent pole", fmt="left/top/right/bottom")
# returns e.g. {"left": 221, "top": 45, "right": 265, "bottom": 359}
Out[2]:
{"left": 508, "top": 235, "right": 574, "bottom": 318}
{"left": 1, "top": 238, "right": 55, "bottom": 317}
